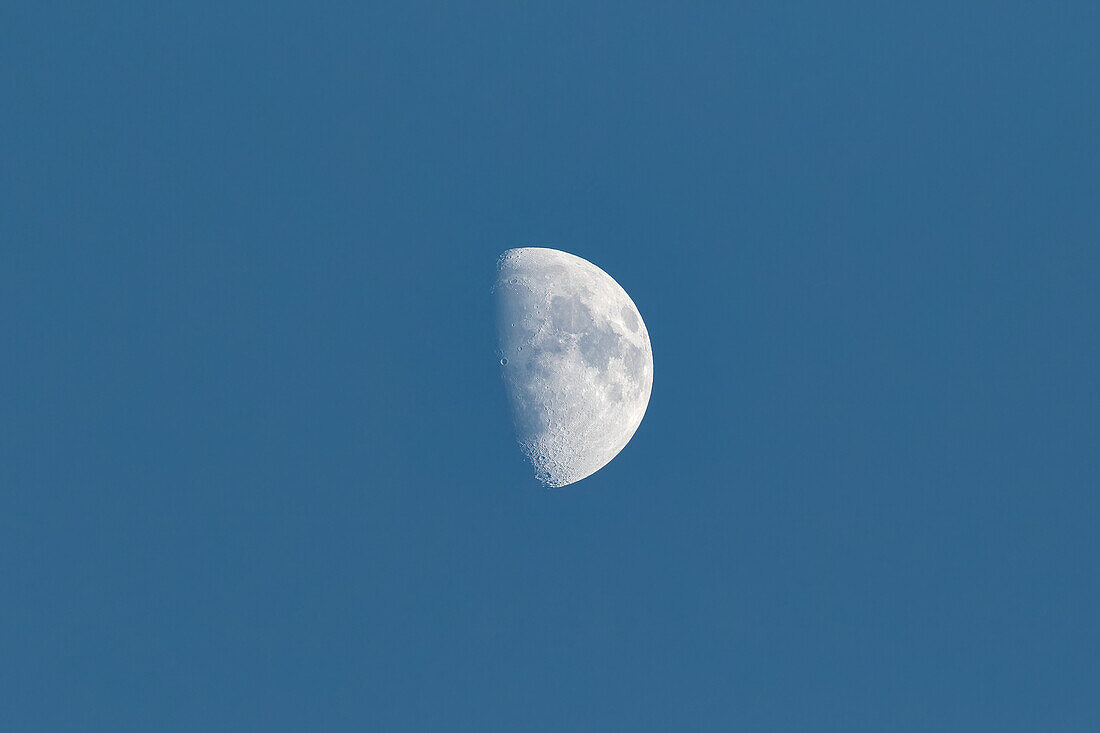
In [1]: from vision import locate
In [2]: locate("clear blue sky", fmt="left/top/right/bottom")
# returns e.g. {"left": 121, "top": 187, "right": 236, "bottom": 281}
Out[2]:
{"left": 3, "top": 2, "right": 1098, "bottom": 730}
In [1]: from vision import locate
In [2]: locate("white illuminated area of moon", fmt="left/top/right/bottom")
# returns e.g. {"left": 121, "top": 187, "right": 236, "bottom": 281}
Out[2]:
{"left": 494, "top": 247, "right": 653, "bottom": 487}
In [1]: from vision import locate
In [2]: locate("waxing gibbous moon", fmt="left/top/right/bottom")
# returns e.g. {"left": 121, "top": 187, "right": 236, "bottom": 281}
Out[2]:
{"left": 493, "top": 247, "right": 653, "bottom": 488}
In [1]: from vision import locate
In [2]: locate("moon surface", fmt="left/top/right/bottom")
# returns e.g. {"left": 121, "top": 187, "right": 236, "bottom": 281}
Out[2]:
{"left": 494, "top": 247, "right": 653, "bottom": 487}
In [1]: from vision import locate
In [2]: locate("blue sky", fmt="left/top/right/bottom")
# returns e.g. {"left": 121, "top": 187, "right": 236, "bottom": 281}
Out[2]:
{"left": 3, "top": 2, "right": 1099, "bottom": 730}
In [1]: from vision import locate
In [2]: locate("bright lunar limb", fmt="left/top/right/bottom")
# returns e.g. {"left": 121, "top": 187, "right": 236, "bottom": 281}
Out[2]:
{"left": 493, "top": 247, "right": 653, "bottom": 487}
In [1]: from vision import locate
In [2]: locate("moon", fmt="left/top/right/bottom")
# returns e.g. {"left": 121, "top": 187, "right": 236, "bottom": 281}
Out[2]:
{"left": 493, "top": 247, "right": 653, "bottom": 487}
